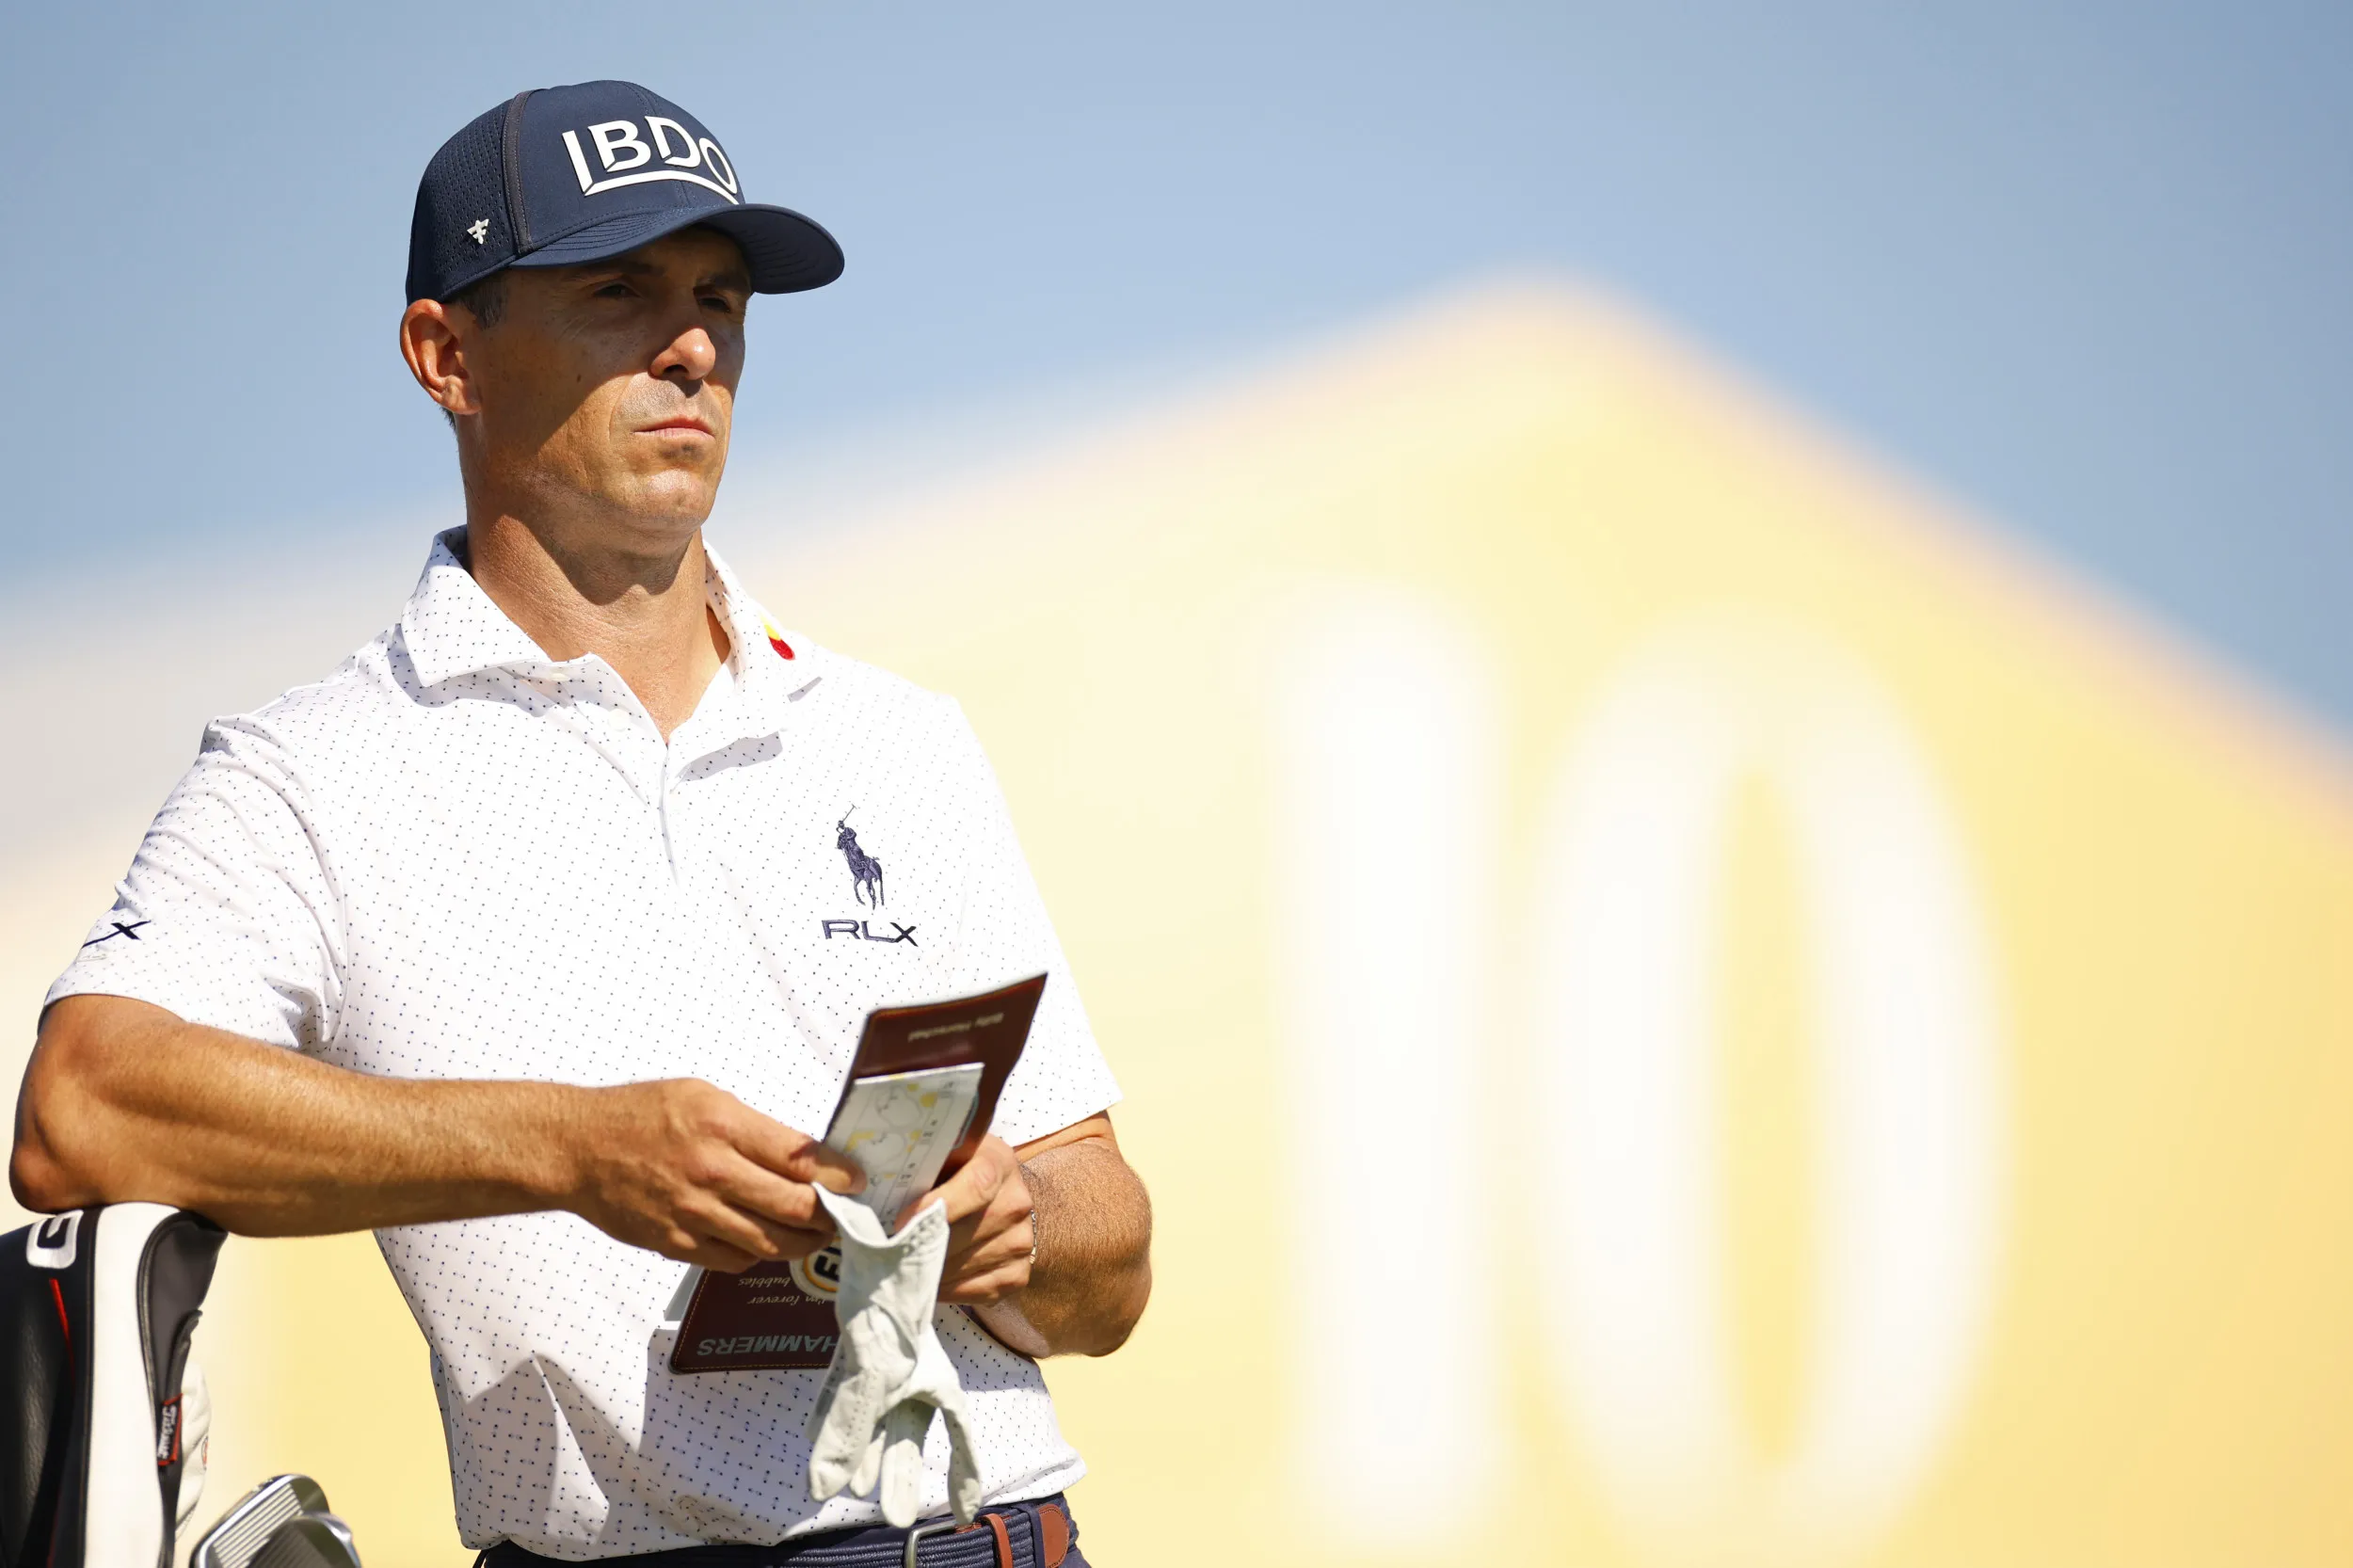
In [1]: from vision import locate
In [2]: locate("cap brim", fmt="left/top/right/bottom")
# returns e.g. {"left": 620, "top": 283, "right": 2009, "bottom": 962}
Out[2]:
{"left": 508, "top": 203, "right": 844, "bottom": 293}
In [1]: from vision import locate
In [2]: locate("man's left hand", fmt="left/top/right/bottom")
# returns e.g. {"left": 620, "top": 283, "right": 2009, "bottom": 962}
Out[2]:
{"left": 900, "top": 1113, "right": 1152, "bottom": 1357}
{"left": 901, "top": 1134, "right": 1035, "bottom": 1304}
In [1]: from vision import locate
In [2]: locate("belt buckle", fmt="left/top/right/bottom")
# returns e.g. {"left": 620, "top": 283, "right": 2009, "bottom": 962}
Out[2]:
{"left": 903, "top": 1517, "right": 959, "bottom": 1568}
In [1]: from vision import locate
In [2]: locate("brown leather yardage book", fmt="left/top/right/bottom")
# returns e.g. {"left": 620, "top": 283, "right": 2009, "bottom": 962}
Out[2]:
{"left": 668, "top": 973, "right": 1048, "bottom": 1373}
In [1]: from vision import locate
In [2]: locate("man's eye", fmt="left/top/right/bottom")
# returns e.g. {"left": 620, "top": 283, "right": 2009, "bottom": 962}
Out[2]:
{"left": 595, "top": 281, "right": 634, "bottom": 298}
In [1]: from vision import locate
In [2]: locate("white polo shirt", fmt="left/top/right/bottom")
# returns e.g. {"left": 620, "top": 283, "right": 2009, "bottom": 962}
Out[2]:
{"left": 46, "top": 530, "right": 1121, "bottom": 1560}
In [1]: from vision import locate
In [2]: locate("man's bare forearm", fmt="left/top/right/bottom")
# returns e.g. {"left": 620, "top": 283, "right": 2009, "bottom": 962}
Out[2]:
{"left": 973, "top": 1137, "right": 1152, "bottom": 1358}
{"left": 14, "top": 995, "right": 588, "bottom": 1231}
{"left": 10, "top": 995, "right": 860, "bottom": 1271}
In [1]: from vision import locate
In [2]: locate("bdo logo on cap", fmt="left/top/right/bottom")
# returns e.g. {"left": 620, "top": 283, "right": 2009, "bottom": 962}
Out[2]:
{"left": 559, "top": 116, "right": 742, "bottom": 205}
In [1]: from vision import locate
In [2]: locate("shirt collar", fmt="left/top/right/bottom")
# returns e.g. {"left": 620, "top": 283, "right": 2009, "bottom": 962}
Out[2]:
{"left": 397, "top": 528, "right": 804, "bottom": 731}
{"left": 397, "top": 530, "right": 555, "bottom": 689}
{"left": 700, "top": 539, "right": 807, "bottom": 728}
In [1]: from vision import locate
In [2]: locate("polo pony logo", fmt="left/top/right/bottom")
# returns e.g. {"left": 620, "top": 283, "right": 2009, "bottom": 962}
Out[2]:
{"left": 837, "top": 808, "right": 885, "bottom": 908}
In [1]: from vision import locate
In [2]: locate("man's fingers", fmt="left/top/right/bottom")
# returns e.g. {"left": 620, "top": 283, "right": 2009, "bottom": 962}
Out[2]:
{"left": 683, "top": 1187, "right": 836, "bottom": 1265}
{"left": 719, "top": 1210, "right": 835, "bottom": 1263}
{"left": 731, "top": 1110, "right": 865, "bottom": 1194}
{"left": 940, "top": 1258, "right": 1032, "bottom": 1304}
{"left": 573, "top": 1080, "right": 867, "bottom": 1268}
{"left": 710, "top": 1153, "right": 835, "bottom": 1229}
{"left": 701, "top": 1160, "right": 842, "bottom": 1252}
{"left": 667, "top": 1232, "right": 760, "bottom": 1273}
{"left": 904, "top": 1137, "right": 1016, "bottom": 1228}
{"left": 682, "top": 1199, "right": 796, "bottom": 1265}
{"left": 904, "top": 1167, "right": 986, "bottom": 1229}
{"left": 946, "top": 1219, "right": 1033, "bottom": 1280}
{"left": 795, "top": 1141, "right": 867, "bottom": 1195}
{"left": 901, "top": 1138, "right": 1034, "bottom": 1308}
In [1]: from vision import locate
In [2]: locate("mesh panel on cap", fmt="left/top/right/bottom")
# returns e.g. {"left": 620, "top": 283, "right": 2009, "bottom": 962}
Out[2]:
{"left": 407, "top": 103, "right": 512, "bottom": 304}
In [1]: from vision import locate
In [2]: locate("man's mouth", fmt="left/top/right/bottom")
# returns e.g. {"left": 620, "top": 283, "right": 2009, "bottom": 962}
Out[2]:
{"left": 640, "top": 417, "right": 714, "bottom": 437}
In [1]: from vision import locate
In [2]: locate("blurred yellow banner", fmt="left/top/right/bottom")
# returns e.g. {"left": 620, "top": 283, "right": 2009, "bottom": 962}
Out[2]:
{"left": 195, "top": 286, "right": 2353, "bottom": 1565}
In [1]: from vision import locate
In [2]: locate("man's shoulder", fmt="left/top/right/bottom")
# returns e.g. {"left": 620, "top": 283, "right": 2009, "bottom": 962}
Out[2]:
{"left": 199, "top": 632, "right": 408, "bottom": 763}
{"left": 777, "top": 632, "right": 967, "bottom": 734}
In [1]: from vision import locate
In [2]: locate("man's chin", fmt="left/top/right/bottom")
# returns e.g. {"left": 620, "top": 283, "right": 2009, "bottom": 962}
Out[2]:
{"left": 600, "top": 469, "right": 725, "bottom": 532}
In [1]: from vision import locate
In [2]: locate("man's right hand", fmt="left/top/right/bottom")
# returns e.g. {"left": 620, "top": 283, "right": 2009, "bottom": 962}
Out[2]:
{"left": 12, "top": 996, "right": 866, "bottom": 1271}
{"left": 562, "top": 1079, "right": 866, "bottom": 1272}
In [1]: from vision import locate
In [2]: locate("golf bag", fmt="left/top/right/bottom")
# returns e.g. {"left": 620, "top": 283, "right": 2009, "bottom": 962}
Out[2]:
{"left": 0, "top": 1204, "right": 222, "bottom": 1568}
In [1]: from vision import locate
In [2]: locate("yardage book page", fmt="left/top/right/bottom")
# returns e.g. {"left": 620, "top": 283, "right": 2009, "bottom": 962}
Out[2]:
{"left": 828, "top": 1063, "right": 985, "bottom": 1229}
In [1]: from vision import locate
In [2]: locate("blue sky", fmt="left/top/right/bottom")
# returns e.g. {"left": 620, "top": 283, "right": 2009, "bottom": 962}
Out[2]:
{"left": 6, "top": 2, "right": 2348, "bottom": 726}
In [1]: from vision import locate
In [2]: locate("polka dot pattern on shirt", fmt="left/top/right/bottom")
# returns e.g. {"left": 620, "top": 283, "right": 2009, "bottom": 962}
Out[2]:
{"left": 49, "top": 531, "right": 1119, "bottom": 1559}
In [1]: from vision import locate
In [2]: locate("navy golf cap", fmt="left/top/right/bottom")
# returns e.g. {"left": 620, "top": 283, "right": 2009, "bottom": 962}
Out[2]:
{"left": 406, "top": 80, "right": 842, "bottom": 305}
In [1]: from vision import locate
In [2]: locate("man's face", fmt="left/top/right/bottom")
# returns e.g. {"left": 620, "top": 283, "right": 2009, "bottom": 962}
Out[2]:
{"left": 463, "top": 227, "right": 751, "bottom": 546}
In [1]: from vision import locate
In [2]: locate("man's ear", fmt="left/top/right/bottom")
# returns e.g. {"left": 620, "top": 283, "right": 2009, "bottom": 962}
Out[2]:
{"left": 399, "top": 299, "right": 482, "bottom": 418}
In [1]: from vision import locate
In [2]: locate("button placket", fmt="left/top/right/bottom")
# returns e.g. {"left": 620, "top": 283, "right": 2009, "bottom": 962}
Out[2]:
{"left": 658, "top": 741, "right": 683, "bottom": 885}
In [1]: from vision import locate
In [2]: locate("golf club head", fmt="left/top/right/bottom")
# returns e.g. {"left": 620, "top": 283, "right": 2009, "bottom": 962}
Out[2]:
{"left": 192, "top": 1475, "right": 360, "bottom": 1568}
{"left": 251, "top": 1511, "right": 361, "bottom": 1568}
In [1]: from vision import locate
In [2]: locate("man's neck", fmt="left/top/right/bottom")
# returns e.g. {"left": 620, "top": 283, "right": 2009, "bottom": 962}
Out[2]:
{"left": 462, "top": 510, "right": 730, "bottom": 739}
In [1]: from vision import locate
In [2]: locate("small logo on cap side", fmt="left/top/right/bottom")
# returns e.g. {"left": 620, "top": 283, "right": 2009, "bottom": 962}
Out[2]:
{"left": 561, "top": 117, "right": 742, "bottom": 205}
{"left": 467, "top": 218, "right": 490, "bottom": 245}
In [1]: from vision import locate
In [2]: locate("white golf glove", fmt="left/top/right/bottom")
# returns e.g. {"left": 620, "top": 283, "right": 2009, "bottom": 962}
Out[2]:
{"left": 175, "top": 1358, "right": 210, "bottom": 1531}
{"left": 805, "top": 1185, "right": 984, "bottom": 1528}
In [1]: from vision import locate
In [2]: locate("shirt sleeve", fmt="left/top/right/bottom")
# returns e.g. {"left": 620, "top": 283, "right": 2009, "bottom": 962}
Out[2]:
{"left": 933, "top": 698, "right": 1122, "bottom": 1146}
{"left": 45, "top": 713, "right": 342, "bottom": 1050}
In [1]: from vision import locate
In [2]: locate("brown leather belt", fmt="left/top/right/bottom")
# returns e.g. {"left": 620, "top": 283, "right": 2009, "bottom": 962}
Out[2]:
{"left": 902, "top": 1498, "right": 1073, "bottom": 1568}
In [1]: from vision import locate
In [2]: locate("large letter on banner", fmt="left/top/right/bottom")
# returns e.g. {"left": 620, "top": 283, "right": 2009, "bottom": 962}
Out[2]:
{"left": 1530, "top": 619, "right": 2007, "bottom": 1564}
{"left": 1268, "top": 588, "right": 1502, "bottom": 1546}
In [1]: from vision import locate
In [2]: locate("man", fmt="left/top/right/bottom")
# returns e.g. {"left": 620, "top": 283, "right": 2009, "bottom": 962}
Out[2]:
{"left": 10, "top": 81, "right": 1149, "bottom": 1566}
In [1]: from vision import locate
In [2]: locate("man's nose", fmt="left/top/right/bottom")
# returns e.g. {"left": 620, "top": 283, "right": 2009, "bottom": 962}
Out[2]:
{"left": 651, "top": 326, "right": 718, "bottom": 384}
